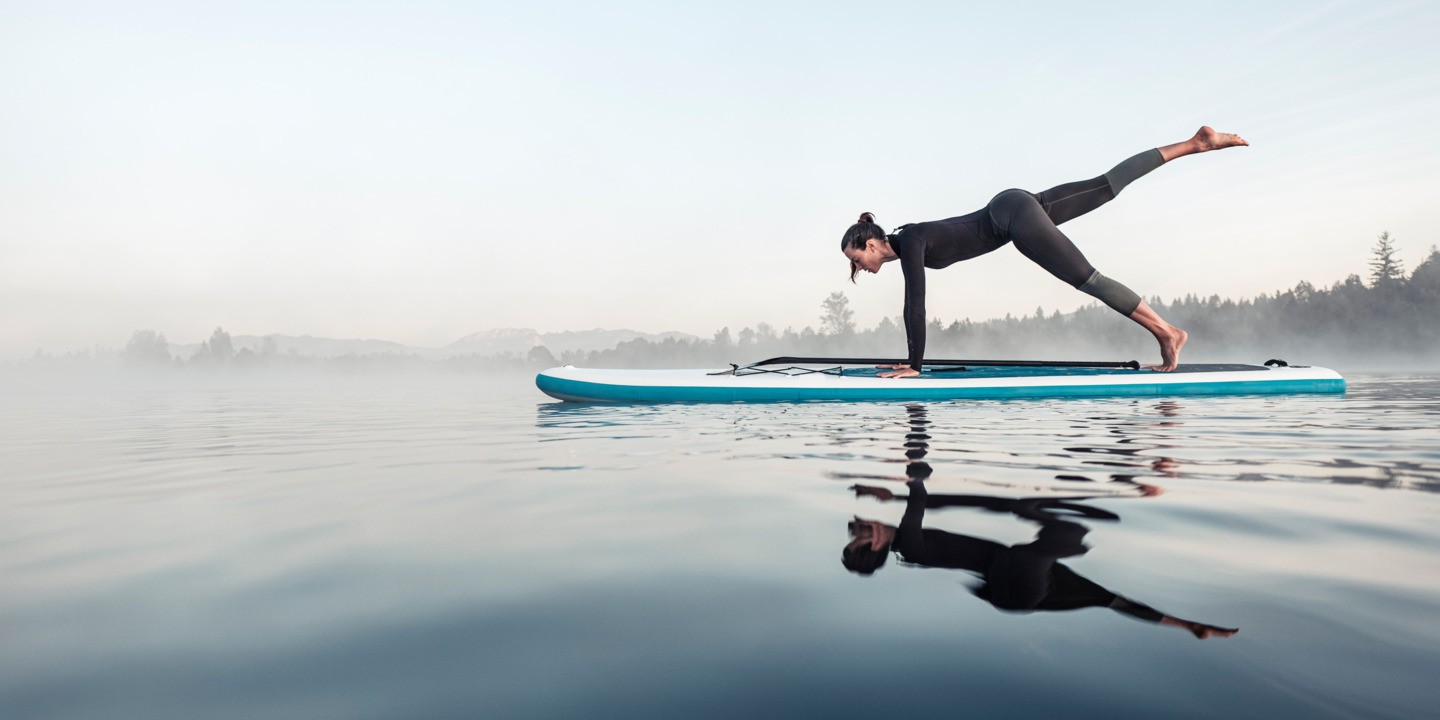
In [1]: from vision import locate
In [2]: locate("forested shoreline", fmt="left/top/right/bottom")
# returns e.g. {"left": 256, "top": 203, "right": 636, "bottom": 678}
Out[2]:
{"left": 559, "top": 240, "right": 1440, "bottom": 370}
{"left": 9, "top": 240, "right": 1439, "bottom": 375}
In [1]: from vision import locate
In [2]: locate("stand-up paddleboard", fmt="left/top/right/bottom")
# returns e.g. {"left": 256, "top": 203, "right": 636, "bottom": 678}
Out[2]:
{"left": 535, "top": 356, "right": 1345, "bottom": 403}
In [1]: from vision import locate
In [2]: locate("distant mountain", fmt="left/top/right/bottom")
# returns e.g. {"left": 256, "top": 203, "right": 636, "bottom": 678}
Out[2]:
{"left": 167, "top": 329, "right": 699, "bottom": 360}
{"left": 445, "top": 328, "right": 546, "bottom": 357}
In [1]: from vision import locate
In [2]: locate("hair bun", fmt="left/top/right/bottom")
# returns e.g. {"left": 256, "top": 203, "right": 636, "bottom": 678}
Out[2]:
{"left": 858, "top": 212, "right": 875, "bottom": 224}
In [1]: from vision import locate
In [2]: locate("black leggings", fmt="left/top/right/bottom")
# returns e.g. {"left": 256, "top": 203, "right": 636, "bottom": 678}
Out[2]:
{"left": 984, "top": 149, "right": 1162, "bottom": 315}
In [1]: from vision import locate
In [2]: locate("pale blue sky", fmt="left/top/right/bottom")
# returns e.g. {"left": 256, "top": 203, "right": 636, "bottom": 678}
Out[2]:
{"left": 2, "top": 1, "right": 1438, "bottom": 356}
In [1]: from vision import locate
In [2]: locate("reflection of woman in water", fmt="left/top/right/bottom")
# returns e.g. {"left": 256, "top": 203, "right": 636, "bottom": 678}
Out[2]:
{"left": 845, "top": 478, "right": 1237, "bottom": 640}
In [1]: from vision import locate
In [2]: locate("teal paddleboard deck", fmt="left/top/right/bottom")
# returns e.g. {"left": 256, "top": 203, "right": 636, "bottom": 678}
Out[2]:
{"left": 535, "top": 359, "right": 1345, "bottom": 403}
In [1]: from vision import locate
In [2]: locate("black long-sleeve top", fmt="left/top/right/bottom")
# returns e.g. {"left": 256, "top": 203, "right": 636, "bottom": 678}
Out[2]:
{"left": 892, "top": 482, "right": 1165, "bottom": 622}
{"left": 889, "top": 210, "right": 1006, "bottom": 370}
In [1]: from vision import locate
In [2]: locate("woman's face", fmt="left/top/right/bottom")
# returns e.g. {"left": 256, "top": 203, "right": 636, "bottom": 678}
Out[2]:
{"left": 848, "top": 518, "right": 893, "bottom": 551}
{"left": 844, "top": 239, "right": 887, "bottom": 275}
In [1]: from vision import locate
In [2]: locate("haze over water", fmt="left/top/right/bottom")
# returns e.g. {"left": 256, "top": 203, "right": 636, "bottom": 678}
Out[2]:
{"left": 5, "top": 1, "right": 1439, "bottom": 355}
{"left": 3, "top": 374, "right": 1438, "bottom": 718}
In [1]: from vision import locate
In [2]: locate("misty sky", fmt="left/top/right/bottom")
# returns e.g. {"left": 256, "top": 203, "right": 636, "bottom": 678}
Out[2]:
{"left": 3, "top": 0, "right": 1438, "bottom": 358}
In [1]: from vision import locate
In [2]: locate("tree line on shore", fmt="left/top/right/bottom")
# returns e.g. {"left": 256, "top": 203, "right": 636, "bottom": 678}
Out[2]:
{"left": 558, "top": 234, "right": 1440, "bottom": 369}
{"left": 10, "top": 234, "right": 1439, "bottom": 374}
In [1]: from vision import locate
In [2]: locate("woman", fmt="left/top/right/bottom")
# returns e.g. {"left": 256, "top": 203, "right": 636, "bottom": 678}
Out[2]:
{"left": 841, "top": 126, "right": 1248, "bottom": 376}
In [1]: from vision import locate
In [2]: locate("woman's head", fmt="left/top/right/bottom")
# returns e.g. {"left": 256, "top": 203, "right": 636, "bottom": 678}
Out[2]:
{"left": 842, "top": 518, "right": 895, "bottom": 576}
{"left": 841, "top": 212, "right": 889, "bottom": 283}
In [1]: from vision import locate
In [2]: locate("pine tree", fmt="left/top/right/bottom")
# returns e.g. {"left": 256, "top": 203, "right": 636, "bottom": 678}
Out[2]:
{"left": 820, "top": 291, "right": 856, "bottom": 335}
{"left": 1369, "top": 231, "right": 1405, "bottom": 287}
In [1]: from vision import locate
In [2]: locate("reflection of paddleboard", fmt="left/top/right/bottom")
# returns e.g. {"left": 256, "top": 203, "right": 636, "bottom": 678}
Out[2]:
{"left": 535, "top": 357, "right": 1345, "bottom": 403}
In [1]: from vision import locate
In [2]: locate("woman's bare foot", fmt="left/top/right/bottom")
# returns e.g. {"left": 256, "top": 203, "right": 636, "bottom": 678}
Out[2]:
{"left": 1128, "top": 301, "right": 1187, "bottom": 372}
{"left": 1188, "top": 622, "right": 1239, "bottom": 640}
{"left": 1161, "top": 615, "right": 1239, "bottom": 639}
{"left": 1192, "top": 126, "right": 1248, "bottom": 152}
{"left": 1158, "top": 126, "right": 1249, "bottom": 161}
{"left": 1155, "top": 326, "right": 1188, "bottom": 372}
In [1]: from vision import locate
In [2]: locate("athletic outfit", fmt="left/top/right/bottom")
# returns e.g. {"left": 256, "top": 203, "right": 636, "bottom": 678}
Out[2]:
{"left": 887, "top": 149, "right": 1165, "bottom": 370}
{"left": 892, "top": 482, "right": 1165, "bottom": 622}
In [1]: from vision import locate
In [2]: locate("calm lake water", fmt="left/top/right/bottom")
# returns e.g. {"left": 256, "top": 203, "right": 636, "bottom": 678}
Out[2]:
{"left": 2, "top": 373, "right": 1439, "bottom": 719}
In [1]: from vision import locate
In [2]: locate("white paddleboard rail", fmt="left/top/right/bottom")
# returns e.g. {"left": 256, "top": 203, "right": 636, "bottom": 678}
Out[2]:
{"left": 711, "top": 356, "right": 1143, "bottom": 376}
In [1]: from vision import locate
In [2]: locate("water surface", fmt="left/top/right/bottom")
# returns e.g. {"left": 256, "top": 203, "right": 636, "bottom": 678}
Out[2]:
{"left": 2, "top": 373, "right": 1438, "bottom": 718}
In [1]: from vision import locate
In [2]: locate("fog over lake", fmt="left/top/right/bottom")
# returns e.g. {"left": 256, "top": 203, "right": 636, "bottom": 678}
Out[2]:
{"left": 3, "top": 2, "right": 1439, "bottom": 357}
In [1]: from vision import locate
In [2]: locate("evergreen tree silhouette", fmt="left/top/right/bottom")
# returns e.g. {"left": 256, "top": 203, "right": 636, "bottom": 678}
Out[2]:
{"left": 1369, "top": 231, "right": 1405, "bottom": 287}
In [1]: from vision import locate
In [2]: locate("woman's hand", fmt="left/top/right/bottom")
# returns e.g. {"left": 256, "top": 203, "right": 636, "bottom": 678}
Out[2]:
{"left": 850, "top": 484, "right": 896, "bottom": 501}
{"left": 877, "top": 365, "right": 920, "bottom": 379}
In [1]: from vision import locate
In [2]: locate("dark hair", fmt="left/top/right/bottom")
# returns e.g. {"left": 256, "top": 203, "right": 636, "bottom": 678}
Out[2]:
{"left": 842, "top": 542, "right": 891, "bottom": 576}
{"left": 841, "top": 212, "right": 886, "bottom": 283}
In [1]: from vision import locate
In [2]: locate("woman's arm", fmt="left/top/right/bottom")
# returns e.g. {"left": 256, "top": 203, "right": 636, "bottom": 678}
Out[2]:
{"left": 881, "top": 247, "right": 927, "bottom": 378}
{"left": 896, "top": 480, "right": 929, "bottom": 550}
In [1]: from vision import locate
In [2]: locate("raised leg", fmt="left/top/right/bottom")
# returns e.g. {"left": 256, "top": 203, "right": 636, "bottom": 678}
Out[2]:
{"left": 1035, "top": 126, "right": 1248, "bottom": 226}
{"left": 1034, "top": 175, "right": 1116, "bottom": 226}
{"left": 1034, "top": 148, "right": 1162, "bottom": 226}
